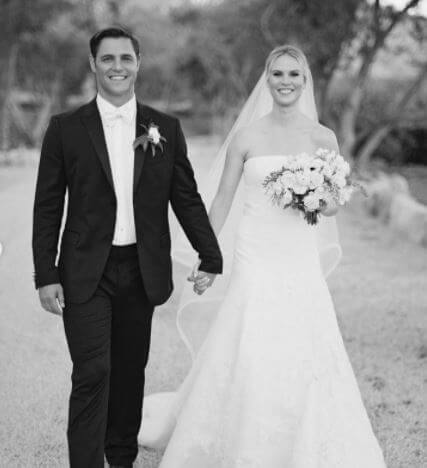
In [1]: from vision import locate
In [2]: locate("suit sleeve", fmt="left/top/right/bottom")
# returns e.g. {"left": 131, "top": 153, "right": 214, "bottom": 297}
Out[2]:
{"left": 32, "top": 116, "right": 66, "bottom": 289}
{"left": 170, "top": 119, "right": 223, "bottom": 274}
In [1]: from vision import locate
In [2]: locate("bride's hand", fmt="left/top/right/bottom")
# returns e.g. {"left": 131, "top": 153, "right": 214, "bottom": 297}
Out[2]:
{"left": 320, "top": 197, "right": 338, "bottom": 216}
{"left": 188, "top": 262, "right": 216, "bottom": 295}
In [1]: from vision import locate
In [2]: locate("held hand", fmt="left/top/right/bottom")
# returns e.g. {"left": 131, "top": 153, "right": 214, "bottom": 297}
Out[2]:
{"left": 39, "top": 283, "right": 65, "bottom": 316}
{"left": 187, "top": 263, "right": 216, "bottom": 295}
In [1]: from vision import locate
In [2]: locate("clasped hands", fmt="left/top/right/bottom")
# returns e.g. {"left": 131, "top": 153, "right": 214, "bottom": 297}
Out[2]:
{"left": 187, "top": 261, "right": 216, "bottom": 295}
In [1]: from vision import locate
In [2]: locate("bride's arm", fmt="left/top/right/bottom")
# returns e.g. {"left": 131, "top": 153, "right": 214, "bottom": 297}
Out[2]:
{"left": 208, "top": 131, "right": 247, "bottom": 236}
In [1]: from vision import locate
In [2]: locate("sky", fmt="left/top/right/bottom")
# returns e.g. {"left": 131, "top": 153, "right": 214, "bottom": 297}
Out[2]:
{"left": 381, "top": 0, "right": 427, "bottom": 16}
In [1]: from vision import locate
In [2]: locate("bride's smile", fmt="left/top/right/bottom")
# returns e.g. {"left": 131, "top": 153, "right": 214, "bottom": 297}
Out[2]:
{"left": 267, "top": 54, "right": 306, "bottom": 108}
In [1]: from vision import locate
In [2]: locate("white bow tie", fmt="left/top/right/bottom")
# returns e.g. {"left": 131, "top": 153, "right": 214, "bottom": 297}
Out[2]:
{"left": 103, "top": 108, "right": 133, "bottom": 127}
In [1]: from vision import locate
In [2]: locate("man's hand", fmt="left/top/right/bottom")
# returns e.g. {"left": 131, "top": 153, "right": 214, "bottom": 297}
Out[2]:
{"left": 187, "top": 263, "right": 216, "bottom": 295}
{"left": 39, "top": 283, "right": 65, "bottom": 315}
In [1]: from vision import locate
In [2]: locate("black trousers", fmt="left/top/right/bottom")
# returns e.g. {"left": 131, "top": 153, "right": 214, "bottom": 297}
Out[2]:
{"left": 62, "top": 244, "right": 154, "bottom": 468}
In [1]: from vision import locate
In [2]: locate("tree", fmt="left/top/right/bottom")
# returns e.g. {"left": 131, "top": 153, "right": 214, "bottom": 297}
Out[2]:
{"left": 169, "top": 0, "right": 363, "bottom": 131}
{"left": 335, "top": 0, "right": 422, "bottom": 159}
{"left": 0, "top": 0, "right": 96, "bottom": 153}
{"left": 356, "top": 58, "right": 427, "bottom": 169}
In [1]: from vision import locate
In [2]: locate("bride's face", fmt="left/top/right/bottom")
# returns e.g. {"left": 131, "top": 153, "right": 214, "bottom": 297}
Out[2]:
{"left": 267, "top": 54, "right": 306, "bottom": 108}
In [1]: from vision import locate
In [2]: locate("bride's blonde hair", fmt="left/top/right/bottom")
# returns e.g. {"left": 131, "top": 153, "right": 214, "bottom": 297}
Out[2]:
{"left": 265, "top": 45, "right": 309, "bottom": 82}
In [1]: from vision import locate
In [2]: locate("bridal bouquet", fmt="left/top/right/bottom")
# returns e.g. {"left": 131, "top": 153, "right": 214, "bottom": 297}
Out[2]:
{"left": 263, "top": 148, "right": 360, "bottom": 225}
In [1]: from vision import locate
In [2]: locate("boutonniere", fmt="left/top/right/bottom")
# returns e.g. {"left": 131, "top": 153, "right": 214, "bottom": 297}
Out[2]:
{"left": 133, "top": 122, "right": 167, "bottom": 157}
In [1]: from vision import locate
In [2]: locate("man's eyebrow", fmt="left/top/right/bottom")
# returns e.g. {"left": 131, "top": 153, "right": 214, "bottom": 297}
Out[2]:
{"left": 98, "top": 53, "right": 135, "bottom": 58}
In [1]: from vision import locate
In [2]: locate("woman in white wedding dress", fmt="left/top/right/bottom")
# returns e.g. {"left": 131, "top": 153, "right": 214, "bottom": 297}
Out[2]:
{"left": 139, "top": 45, "right": 386, "bottom": 467}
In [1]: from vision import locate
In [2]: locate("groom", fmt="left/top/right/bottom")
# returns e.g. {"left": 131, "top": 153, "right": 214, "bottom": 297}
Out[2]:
{"left": 32, "top": 27, "right": 222, "bottom": 467}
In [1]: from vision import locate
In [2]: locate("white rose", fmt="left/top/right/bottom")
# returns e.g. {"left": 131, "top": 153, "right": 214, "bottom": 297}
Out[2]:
{"left": 314, "top": 186, "right": 325, "bottom": 197}
{"left": 304, "top": 192, "right": 320, "bottom": 211}
{"left": 322, "top": 164, "right": 334, "bottom": 179}
{"left": 309, "top": 158, "right": 324, "bottom": 171}
{"left": 292, "top": 183, "right": 308, "bottom": 195}
{"left": 333, "top": 174, "right": 347, "bottom": 189}
{"left": 272, "top": 180, "right": 283, "bottom": 195}
{"left": 148, "top": 126, "right": 161, "bottom": 144}
{"left": 296, "top": 171, "right": 311, "bottom": 187}
{"left": 309, "top": 171, "right": 324, "bottom": 190}
{"left": 315, "top": 148, "right": 329, "bottom": 158}
{"left": 280, "top": 171, "right": 295, "bottom": 189}
{"left": 281, "top": 190, "right": 293, "bottom": 206}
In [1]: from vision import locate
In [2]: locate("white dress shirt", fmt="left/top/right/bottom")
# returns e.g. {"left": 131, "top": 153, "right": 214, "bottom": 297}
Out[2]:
{"left": 96, "top": 93, "right": 137, "bottom": 246}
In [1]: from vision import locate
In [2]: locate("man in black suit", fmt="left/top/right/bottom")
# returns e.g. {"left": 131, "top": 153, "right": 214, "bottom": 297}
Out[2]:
{"left": 32, "top": 27, "right": 222, "bottom": 468}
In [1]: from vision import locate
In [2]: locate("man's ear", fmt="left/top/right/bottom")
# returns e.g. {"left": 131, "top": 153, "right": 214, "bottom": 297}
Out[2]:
{"left": 136, "top": 54, "right": 141, "bottom": 71}
{"left": 89, "top": 54, "right": 96, "bottom": 73}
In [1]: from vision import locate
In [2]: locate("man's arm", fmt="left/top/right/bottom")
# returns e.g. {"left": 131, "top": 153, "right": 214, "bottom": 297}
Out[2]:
{"left": 170, "top": 119, "right": 222, "bottom": 275}
{"left": 32, "top": 116, "right": 66, "bottom": 291}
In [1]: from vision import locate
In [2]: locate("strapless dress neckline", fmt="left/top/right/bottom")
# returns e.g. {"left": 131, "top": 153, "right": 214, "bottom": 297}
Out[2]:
{"left": 244, "top": 154, "right": 293, "bottom": 164}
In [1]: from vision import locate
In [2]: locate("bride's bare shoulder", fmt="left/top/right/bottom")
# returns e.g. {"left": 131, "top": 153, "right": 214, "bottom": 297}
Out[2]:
{"left": 228, "top": 117, "right": 268, "bottom": 155}
{"left": 310, "top": 122, "right": 339, "bottom": 151}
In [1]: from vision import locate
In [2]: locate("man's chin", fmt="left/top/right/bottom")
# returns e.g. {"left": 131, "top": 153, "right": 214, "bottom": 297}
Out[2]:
{"left": 102, "top": 86, "right": 134, "bottom": 98}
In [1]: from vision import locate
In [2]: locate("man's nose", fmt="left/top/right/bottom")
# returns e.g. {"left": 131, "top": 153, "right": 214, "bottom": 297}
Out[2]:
{"left": 112, "top": 58, "right": 124, "bottom": 70}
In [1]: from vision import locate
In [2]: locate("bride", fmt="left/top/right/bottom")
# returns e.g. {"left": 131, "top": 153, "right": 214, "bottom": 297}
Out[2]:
{"left": 139, "top": 45, "right": 386, "bottom": 467}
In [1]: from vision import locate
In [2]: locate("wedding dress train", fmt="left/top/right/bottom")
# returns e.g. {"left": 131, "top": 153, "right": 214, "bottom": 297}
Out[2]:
{"left": 139, "top": 155, "right": 386, "bottom": 468}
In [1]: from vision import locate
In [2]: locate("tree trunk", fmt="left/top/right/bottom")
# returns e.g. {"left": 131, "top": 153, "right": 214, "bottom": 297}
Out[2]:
{"left": 338, "top": 82, "right": 365, "bottom": 160}
{"left": 32, "top": 72, "right": 63, "bottom": 146}
{"left": 0, "top": 42, "right": 19, "bottom": 158}
{"left": 355, "top": 125, "right": 391, "bottom": 171}
{"left": 355, "top": 60, "right": 427, "bottom": 170}
{"left": 337, "top": 0, "right": 420, "bottom": 159}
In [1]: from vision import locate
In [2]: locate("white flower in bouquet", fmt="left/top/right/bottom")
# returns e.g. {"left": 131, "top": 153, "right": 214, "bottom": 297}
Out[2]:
{"left": 263, "top": 147, "right": 363, "bottom": 226}
{"left": 309, "top": 171, "right": 324, "bottom": 189}
{"left": 314, "top": 185, "right": 326, "bottom": 198}
{"left": 272, "top": 180, "right": 283, "bottom": 195}
{"left": 337, "top": 159, "right": 351, "bottom": 177}
{"left": 296, "top": 152, "right": 312, "bottom": 169}
{"left": 292, "top": 181, "right": 309, "bottom": 195}
{"left": 279, "top": 190, "right": 293, "bottom": 207}
{"left": 321, "top": 164, "right": 334, "bottom": 178}
{"left": 296, "top": 170, "right": 311, "bottom": 187}
{"left": 332, "top": 173, "right": 347, "bottom": 189}
{"left": 338, "top": 185, "right": 354, "bottom": 205}
{"left": 304, "top": 192, "right": 321, "bottom": 211}
{"left": 286, "top": 157, "right": 300, "bottom": 172}
{"left": 315, "top": 148, "right": 329, "bottom": 158}
{"left": 309, "top": 158, "right": 324, "bottom": 171}
{"left": 280, "top": 171, "right": 295, "bottom": 189}
{"left": 326, "top": 150, "right": 337, "bottom": 163}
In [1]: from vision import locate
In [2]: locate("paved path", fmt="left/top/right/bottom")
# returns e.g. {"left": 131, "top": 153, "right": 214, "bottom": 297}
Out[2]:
{"left": 0, "top": 140, "right": 426, "bottom": 467}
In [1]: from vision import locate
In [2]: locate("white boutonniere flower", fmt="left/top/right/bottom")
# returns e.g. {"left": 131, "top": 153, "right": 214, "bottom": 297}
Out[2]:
{"left": 133, "top": 122, "right": 167, "bottom": 157}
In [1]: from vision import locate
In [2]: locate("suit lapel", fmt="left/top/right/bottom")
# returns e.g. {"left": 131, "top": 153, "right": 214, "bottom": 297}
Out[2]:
{"left": 81, "top": 99, "right": 115, "bottom": 190}
{"left": 133, "top": 102, "right": 151, "bottom": 194}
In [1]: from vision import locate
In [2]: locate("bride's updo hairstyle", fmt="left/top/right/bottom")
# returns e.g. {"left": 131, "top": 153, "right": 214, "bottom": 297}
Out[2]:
{"left": 265, "top": 44, "right": 309, "bottom": 83}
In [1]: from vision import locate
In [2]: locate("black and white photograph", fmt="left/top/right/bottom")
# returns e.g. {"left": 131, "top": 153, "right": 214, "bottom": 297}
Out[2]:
{"left": 0, "top": 0, "right": 426, "bottom": 466}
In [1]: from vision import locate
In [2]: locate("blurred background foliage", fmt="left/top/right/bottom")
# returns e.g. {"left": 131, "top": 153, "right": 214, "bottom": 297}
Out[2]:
{"left": 1, "top": 0, "right": 426, "bottom": 168}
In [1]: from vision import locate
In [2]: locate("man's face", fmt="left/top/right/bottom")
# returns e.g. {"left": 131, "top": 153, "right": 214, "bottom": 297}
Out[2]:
{"left": 89, "top": 37, "right": 140, "bottom": 102}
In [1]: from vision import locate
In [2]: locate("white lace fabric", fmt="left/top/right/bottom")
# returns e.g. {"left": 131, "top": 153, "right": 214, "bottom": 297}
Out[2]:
{"left": 139, "top": 156, "right": 386, "bottom": 468}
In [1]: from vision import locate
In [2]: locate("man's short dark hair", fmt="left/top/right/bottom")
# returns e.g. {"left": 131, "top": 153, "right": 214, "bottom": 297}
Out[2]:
{"left": 89, "top": 27, "right": 140, "bottom": 59}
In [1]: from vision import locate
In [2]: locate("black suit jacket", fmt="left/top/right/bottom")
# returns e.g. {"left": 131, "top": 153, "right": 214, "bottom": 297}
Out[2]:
{"left": 32, "top": 99, "right": 222, "bottom": 305}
